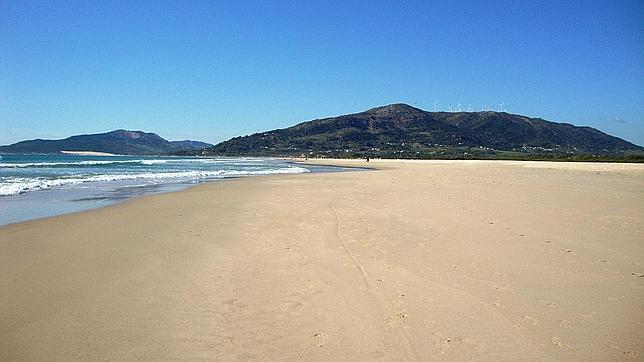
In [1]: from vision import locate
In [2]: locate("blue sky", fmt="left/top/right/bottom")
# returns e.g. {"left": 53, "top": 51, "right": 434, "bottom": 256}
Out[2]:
{"left": 1, "top": 0, "right": 643, "bottom": 145}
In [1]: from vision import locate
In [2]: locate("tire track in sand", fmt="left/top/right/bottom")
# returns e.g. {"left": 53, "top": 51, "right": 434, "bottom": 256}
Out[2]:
{"left": 331, "top": 200, "right": 371, "bottom": 288}
{"left": 331, "top": 200, "right": 419, "bottom": 360}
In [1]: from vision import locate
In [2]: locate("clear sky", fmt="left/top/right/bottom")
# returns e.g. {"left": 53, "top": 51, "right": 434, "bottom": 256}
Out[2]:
{"left": 1, "top": 0, "right": 643, "bottom": 145}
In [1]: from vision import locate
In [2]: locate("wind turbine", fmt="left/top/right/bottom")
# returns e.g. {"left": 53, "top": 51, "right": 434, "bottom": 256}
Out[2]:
{"left": 433, "top": 101, "right": 438, "bottom": 112}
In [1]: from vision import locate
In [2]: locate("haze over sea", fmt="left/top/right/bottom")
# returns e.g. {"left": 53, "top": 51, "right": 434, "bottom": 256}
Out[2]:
{"left": 0, "top": 154, "right": 323, "bottom": 225}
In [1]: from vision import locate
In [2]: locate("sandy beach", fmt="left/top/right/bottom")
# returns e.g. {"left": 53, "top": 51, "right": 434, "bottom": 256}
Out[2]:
{"left": 1, "top": 160, "right": 643, "bottom": 360}
{"left": 60, "top": 150, "right": 117, "bottom": 156}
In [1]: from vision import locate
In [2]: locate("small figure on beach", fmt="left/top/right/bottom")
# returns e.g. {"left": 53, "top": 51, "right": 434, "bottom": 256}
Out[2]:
{"left": 366, "top": 157, "right": 370, "bottom": 163}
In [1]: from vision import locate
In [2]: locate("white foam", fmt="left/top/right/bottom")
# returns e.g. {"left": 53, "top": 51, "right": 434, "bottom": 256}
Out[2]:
{"left": 139, "top": 160, "right": 168, "bottom": 165}
{"left": 0, "top": 166, "right": 309, "bottom": 196}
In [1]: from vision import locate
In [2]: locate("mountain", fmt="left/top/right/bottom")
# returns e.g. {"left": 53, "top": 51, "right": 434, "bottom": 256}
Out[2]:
{"left": 170, "top": 140, "right": 214, "bottom": 150}
{"left": 0, "top": 130, "right": 214, "bottom": 155}
{"left": 204, "top": 104, "right": 642, "bottom": 159}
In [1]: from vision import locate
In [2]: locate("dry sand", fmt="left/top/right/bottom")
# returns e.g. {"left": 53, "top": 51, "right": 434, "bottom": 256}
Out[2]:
{"left": 1, "top": 160, "right": 643, "bottom": 360}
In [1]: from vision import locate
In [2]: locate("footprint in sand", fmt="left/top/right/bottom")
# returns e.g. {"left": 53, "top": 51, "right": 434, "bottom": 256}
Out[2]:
{"left": 551, "top": 336, "right": 570, "bottom": 349}
{"left": 515, "top": 315, "right": 537, "bottom": 329}
{"left": 521, "top": 315, "right": 538, "bottom": 325}
{"left": 622, "top": 350, "right": 638, "bottom": 358}
{"left": 435, "top": 335, "right": 456, "bottom": 355}
{"left": 224, "top": 298, "right": 241, "bottom": 306}
{"left": 313, "top": 332, "right": 328, "bottom": 347}
{"left": 396, "top": 312, "right": 408, "bottom": 319}
{"left": 279, "top": 301, "right": 304, "bottom": 315}
{"left": 437, "top": 336, "right": 484, "bottom": 353}
{"left": 385, "top": 315, "right": 409, "bottom": 326}
{"left": 493, "top": 284, "right": 512, "bottom": 292}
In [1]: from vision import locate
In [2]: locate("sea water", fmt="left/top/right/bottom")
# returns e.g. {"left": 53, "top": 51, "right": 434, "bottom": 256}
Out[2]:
{"left": 0, "top": 154, "right": 338, "bottom": 226}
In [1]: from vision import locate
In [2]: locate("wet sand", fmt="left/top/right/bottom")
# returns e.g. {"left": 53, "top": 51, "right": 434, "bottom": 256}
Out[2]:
{"left": 1, "top": 160, "right": 643, "bottom": 360}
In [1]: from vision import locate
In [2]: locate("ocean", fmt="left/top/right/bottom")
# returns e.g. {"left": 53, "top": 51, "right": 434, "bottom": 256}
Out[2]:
{"left": 0, "top": 154, "right": 337, "bottom": 226}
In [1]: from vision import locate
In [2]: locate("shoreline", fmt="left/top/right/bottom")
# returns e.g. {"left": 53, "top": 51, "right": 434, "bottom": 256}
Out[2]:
{"left": 2, "top": 160, "right": 642, "bottom": 360}
{"left": 6, "top": 157, "right": 639, "bottom": 229}
{"left": 0, "top": 162, "right": 355, "bottom": 228}
{"left": 0, "top": 181, "right": 196, "bottom": 228}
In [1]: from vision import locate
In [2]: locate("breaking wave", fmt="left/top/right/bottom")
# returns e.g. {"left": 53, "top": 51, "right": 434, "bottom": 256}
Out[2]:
{"left": 0, "top": 166, "right": 309, "bottom": 196}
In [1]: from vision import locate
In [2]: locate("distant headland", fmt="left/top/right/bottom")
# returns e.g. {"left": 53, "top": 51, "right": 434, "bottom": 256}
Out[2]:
{"left": 0, "top": 130, "right": 213, "bottom": 155}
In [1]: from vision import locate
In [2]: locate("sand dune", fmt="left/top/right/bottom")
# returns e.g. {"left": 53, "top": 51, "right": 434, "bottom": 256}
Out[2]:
{"left": 1, "top": 160, "right": 642, "bottom": 360}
